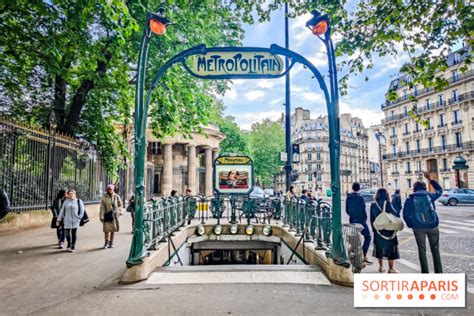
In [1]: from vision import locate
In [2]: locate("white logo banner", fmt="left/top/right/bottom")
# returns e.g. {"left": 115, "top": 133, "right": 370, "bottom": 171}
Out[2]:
{"left": 354, "top": 274, "right": 465, "bottom": 308}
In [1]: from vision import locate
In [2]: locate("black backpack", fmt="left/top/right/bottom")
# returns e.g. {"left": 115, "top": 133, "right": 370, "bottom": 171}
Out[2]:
{"left": 412, "top": 195, "right": 438, "bottom": 227}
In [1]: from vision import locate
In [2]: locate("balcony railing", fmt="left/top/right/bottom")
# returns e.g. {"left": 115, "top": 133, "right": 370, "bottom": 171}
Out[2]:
{"left": 383, "top": 141, "right": 474, "bottom": 160}
{"left": 381, "top": 70, "right": 474, "bottom": 109}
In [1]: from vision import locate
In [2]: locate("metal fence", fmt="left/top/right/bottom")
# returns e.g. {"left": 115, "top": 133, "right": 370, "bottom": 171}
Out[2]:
{"left": 0, "top": 117, "right": 114, "bottom": 212}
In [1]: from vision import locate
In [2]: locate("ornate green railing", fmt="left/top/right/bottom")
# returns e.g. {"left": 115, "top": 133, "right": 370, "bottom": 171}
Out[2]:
{"left": 141, "top": 195, "right": 334, "bottom": 253}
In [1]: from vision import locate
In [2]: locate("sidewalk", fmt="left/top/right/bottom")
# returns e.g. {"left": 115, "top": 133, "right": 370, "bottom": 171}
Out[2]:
{"left": 0, "top": 207, "right": 133, "bottom": 315}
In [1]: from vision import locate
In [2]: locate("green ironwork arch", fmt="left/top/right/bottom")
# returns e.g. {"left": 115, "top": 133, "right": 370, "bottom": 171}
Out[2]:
{"left": 128, "top": 18, "right": 347, "bottom": 268}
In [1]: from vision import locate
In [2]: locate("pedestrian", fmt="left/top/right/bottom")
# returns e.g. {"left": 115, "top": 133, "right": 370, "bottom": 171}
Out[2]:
{"left": 126, "top": 195, "right": 135, "bottom": 232}
{"left": 391, "top": 189, "right": 402, "bottom": 214}
{"left": 51, "top": 189, "right": 66, "bottom": 249}
{"left": 100, "top": 184, "right": 123, "bottom": 249}
{"left": 402, "top": 171, "right": 443, "bottom": 273}
{"left": 370, "top": 188, "right": 400, "bottom": 273}
{"left": 286, "top": 186, "right": 295, "bottom": 199}
{"left": 300, "top": 189, "right": 308, "bottom": 201}
{"left": 185, "top": 189, "right": 192, "bottom": 197}
{"left": 346, "top": 182, "right": 372, "bottom": 265}
{"left": 171, "top": 190, "right": 177, "bottom": 197}
{"left": 56, "top": 189, "right": 84, "bottom": 252}
{"left": 0, "top": 189, "right": 10, "bottom": 220}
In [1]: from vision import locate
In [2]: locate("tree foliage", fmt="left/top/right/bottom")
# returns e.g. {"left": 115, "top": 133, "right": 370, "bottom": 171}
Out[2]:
{"left": 247, "top": 119, "right": 285, "bottom": 188}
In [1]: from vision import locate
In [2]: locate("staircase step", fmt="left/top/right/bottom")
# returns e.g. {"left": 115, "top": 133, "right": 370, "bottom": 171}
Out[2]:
{"left": 147, "top": 265, "right": 330, "bottom": 285}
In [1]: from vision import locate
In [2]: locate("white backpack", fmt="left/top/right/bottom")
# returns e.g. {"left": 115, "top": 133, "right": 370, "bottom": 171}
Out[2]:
{"left": 373, "top": 201, "right": 404, "bottom": 240}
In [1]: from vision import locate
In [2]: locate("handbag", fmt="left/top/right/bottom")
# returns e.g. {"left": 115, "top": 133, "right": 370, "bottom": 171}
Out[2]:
{"left": 373, "top": 201, "right": 404, "bottom": 240}
{"left": 51, "top": 216, "right": 58, "bottom": 229}
{"left": 104, "top": 210, "right": 115, "bottom": 222}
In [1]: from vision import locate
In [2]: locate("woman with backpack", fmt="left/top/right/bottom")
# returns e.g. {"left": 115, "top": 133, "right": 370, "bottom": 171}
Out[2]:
{"left": 51, "top": 190, "right": 66, "bottom": 249}
{"left": 57, "top": 189, "right": 84, "bottom": 252}
{"left": 370, "top": 188, "right": 401, "bottom": 273}
{"left": 100, "top": 184, "right": 122, "bottom": 249}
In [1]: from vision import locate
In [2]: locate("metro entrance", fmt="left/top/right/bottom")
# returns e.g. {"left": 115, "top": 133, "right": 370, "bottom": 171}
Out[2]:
{"left": 128, "top": 9, "right": 349, "bottom": 269}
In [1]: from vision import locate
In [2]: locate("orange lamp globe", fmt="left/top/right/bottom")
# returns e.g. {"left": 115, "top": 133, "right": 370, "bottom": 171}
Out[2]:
{"left": 311, "top": 20, "right": 328, "bottom": 36}
{"left": 150, "top": 19, "right": 166, "bottom": 35}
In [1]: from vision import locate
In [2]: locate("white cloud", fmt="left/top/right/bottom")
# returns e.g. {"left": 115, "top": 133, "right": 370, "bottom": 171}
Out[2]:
{"left": 270, "top": 98, "right": 283, "bottom": 105}
{"left": 257, "top": 79, "right": 275, "bottom": 89}
{"left": 236, "top": 110, "right": 284, "bottom": 130}
{"left": 302, "top": 92, "right": 324, "bottom": 102}
{"left": 290, "top": 13, "right": 313, "bottom": 30}
{"left": 225, "top": 88, "right": 237, "bottom": 100}
{"left": 339, "top": 101, "right": 384, "bottom": 127}
{"left": 244, "top": 90, "right": 265, "bottom": 101}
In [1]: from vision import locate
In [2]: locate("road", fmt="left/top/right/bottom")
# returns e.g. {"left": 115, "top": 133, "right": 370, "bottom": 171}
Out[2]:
{"left": 342, "top": 200, "right": 474, "bottom": 293}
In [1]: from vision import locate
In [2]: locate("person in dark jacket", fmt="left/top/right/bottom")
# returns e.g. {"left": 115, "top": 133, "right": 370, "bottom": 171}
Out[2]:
{"left": 402, "top": 171, "right": 443, "bottom": 273}
{"left": 300, "top": 189, "right": 308, "bottom": 201}
{"left": 52, "top": 190, "right": 67, "bottom": 249}
{"left": 391, "top": 189, "right": 402, "bottom": 214}
{"left": 370, "top": 188, "right": 400, "bottom": 273}
{"left": 127, "top": 195, "right": 135, "bottom": 233}
{"left": 0, "top": 189, "right": 10, "bottom": 220}
{"left": 346, "top": 182, "right": 372, "bottom": 264}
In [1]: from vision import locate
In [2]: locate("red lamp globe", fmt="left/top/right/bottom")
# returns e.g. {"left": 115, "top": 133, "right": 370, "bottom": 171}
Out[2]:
{"left": 150, "top": 19, "right": 166, "bottom": 35}
{"left": 311, "top": 20, "right": 328, "bottom": 36}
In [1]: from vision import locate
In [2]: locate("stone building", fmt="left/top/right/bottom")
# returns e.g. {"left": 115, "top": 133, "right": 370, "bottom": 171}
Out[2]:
{"left": 275, "top": 108, "right": 370, "bottom": 195}
{"left": 381, "top": 45, "right": 473, "bottom": 196}
{"left": 123, "top": 124, "right": 224, "bottom": 198}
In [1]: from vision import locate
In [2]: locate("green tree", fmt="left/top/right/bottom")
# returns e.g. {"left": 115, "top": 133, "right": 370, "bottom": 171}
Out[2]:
{"left": 0, "top": 1, "right": 245, "bottom": 177}
{"left": 247, "top": 119, "right": 285, "bottom": 188}
{"left": 209, "top": 101, "right": 249, "bottom": 155}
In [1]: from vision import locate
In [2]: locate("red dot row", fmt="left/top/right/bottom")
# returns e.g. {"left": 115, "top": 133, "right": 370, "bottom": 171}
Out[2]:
{"left": 373, "top": 294, "right": 436, "bottom": 300}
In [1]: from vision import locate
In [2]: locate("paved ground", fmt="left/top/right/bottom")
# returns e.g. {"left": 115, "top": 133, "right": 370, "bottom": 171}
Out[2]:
{"left": 1, "top": 203, "right": 473, "bottom": 315}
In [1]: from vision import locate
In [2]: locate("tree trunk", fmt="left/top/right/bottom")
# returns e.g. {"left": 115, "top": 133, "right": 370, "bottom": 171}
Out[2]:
{"left": 63, "top": 49, "right": 112, "bottom": 134}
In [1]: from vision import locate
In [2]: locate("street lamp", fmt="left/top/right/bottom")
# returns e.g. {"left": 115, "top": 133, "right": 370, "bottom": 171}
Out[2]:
{"left": 374, "top": 130, "right": 386, "bottom": 187}
{"left": 128, "top": 9, "right": 171, "bottom": 266}
{"left": 306, "top": 11, "right": 348, "bottom": 266}
{"left": 452, "top": 156, "right": 469, "bottom": 188}
{"left": 45, "top": 112, "right": 57, "bottom": 211}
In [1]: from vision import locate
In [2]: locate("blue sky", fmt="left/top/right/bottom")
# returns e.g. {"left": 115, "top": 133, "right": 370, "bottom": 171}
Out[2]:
{"left": 219, "top": 9, "right": 410, "bottom": 131}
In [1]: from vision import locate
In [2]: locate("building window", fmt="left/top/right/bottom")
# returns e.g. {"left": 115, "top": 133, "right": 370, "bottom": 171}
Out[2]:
{"left": 390, "top": 110, "right": 395, "bottom": 118}
{"left": 393, "top": 162, "right": 398, "bottom": 172}
{"left": 453, "top": 110, "right": 461, "bottom": 124}
{"left": 308, "top": 173, "right": 313, "bottom": 181}
{"left": 403, "top": 106, "right": 408, "bottom": 115}
{"left": 403, "top": 89, "right": 408, "bottom": 99}
{"left": 438, "top": 94, "right": 444, "bottom": 105}
{"left": 417, "top": 161, "right": 422, "bottom": 172}
{"left": 404, "top": 123, "right": 409, "bottom": 134}
{"left": 407, "top": 178, "right": 412, "bottom": 189}
{"left": 414, "top": 86, "right": 418, "bottom": 96}
{"left": 425, "top": 98, "right": 430, "bottom": 108}
{"left": 442, "top": 158, "right": 448, "bottom": 171}
{"left": 316, "top": 153, "right": 321, "bottom": 161}
{"left": 414, "top": 121, "right": 420, "bottom": 132}
{"left": 454, "top": 53, "right": 460, "bottom": 64}
{"left": 439, "top": 113, "right": 445, "bottom": 127}
{"left": 452, "top": 70, "right": 459, "bottom": 82}
{"left": 317, "top": 164, "right": 321, "bottom": 171}
{"left": 441, "top": 135, "right": 447, "bottom": 150}
{"left": 307, "top": 153, "right": 312, "bottom": 160}
{"left": 405, "top": 141, "right": 410, "bottom": 152}
{"left": 394, "top": 179, "right": 399, "bottom": 188}
{"left": 452, "top": 90, "right": 458, "bottom": 102}
{"left": 428, "top": 138, "right": 433, "bottom": 151}
{"left": 406, "top": 162, "right": 411, "bottom": 172}
{"left": 416, "top": 139, "right": 421, "bottom": 153}
{"left": 392, "top": 144, "right": 397, "bottom": 154}
{"left": 455, "top": 132, "right": 462, "bottom": 148}
{"left": 391, "top": 127, "right": 396, "bottom": 137}
{"left": 426, "top": 117, "right": 432, "bottom": 129}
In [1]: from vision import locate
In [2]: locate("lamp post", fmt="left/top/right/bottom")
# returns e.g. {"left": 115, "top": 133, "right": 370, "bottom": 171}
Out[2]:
{"left": 375, "top": 130, "right": 386, "bottom": 187}
{"left": 306, "top": 11, "right": 348, "bottom": 265}
{"left": 452, "top": 156, "right": 469, "bottom": 188}
{"left": 127, "top": 10, "right": 170, "bottom": 266}
{"left": 284, "top": 3, "right": 292, "bottom": 193}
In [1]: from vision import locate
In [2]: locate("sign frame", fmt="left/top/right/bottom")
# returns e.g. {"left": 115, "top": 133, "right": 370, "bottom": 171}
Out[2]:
{"left": 213, "top": 155, "right": 254, "bottom": 196}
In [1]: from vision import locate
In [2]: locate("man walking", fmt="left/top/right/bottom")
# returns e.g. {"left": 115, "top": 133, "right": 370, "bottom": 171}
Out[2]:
{"left": 346, "top": 182, "right": 372, "bottom": 264}
{"left": 391, "top": 189, "right": 402, "bottom": 214}
{"left": 403, "top": 172, "right": 443, "bottom": 273}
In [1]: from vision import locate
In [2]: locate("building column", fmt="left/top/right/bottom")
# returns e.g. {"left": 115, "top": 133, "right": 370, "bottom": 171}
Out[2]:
{"left": 161, "top": 143, "right": 173, "bottom": 196}
{"left": 212, "top": 148, "right": 220, "bottom": 162}
{"left": 205, "top": 147, "right": 213, "bottom": 196}
{"left": 187, "top": 145, "right": 197, "bottom": 195}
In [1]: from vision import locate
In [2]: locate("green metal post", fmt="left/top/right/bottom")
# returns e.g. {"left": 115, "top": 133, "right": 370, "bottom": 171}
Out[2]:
{"left": 127, "top": 18, "right": 153, "bottom": 266}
